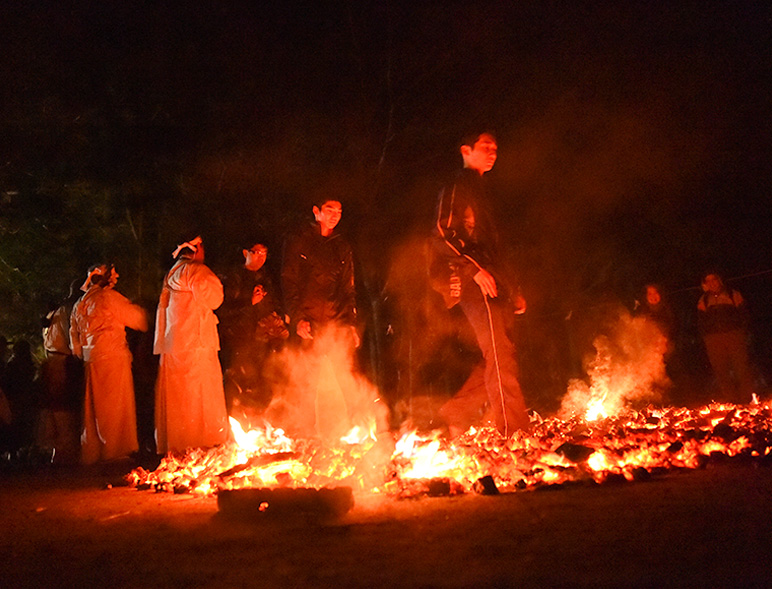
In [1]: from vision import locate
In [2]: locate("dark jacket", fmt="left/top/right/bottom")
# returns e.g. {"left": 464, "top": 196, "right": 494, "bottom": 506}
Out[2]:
{"left": 219, "top": 266, "right": 286, "bottom": 352}
{"left": 281, "top": 223, "right": 357, "bottom": 330}
{"left": 430, "top": 168, "right": 507, "bottom": 308}
{"left": 697, "top": 289, "right": 748, "bottom": 335}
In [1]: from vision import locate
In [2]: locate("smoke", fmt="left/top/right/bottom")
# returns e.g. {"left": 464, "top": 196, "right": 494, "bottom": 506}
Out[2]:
{"left": 256, "top": 324, "right": 389, "bottom": 443}
{"left": 380, "top": 234, "right": 485, "bottom": 431}
{"left": 558, "top": 306, "right": 671, "bottom": 419}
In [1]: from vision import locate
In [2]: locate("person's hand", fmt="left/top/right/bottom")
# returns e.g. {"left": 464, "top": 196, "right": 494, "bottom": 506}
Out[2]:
{"left": 473, "top": 269, "right": 497, "bottom": 298}
{"left": 251, "top": 285, "right": 266, "bottom": 306}
{"left": 513, "top": 292, "right": 527, "bottom": 315}
{"left": 296, "top": 320, "right": 313, "bottom": 340}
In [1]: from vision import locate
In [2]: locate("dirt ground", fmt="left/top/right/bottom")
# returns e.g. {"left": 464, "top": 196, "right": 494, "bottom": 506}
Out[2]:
{"left": 1, "top": 461, "right": 771, "bottom": 588}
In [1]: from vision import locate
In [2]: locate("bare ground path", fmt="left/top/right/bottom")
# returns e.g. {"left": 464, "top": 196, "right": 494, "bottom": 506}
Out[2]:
{"left": 1, "top": 462, "right": 771, "bottom": 588}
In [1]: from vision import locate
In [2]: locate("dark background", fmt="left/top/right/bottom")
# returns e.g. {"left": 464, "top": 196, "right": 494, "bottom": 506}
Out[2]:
{"left": 1, "top": 1, "right": 770, "bottom": 414}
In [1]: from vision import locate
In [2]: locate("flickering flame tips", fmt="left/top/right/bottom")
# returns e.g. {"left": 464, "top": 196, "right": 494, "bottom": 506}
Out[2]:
{"left": 340, "top": 420, "right": 378, "bottom": 445}
{"left": 585, "top": 397, "right": 609, "bottom": 421}
{"left": 129, "top": 399, "right": 772, "bottom": 499}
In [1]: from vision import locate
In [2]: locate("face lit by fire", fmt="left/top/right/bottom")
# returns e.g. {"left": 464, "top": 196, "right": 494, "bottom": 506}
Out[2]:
{"left": 702, "top": 274, "right": 723, "bottom": 295}
{"left": 243, "top": 243, "right": 267, "bottom": 271}
{"left": 461, "top": 133, "right": 497, "bottom": 175}
{"left": 645, "top": 286, "right": 661, "bottom": 306}
{"left": 184, "top": 240, "right": 205, "bottom": 262}
{"left": 313, "top": 200, "right": 342, "bottom": 236}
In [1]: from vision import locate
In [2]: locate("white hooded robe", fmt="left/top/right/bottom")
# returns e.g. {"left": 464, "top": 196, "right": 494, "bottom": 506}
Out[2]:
{"left": 153, "top": 257, "right": 229, "bottom": 453}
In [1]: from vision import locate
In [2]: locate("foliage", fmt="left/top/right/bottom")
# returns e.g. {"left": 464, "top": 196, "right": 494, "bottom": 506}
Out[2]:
{"left": 0, "top": 3, "right": 769, "bottom": 401}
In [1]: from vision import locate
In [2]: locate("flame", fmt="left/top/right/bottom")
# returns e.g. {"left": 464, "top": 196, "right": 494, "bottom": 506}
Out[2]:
{"left": 230, "top": 417, "right": 294, "bottom": 454}
{"left": 585, "top": 396, "right": 609, "bottom": 421}
{"left": 129, "top": 399, "right": 772, "bottom": 501}
{"left": 340, "top": 420, "right": 377, "bottom": 445}
{"left": 392, "top": 431, "right": 464, "bottom": 479}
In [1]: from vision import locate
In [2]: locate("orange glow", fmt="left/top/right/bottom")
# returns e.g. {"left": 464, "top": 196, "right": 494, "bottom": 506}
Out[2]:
{"left": 585, "top": 396, "right": 609, "bottom": 421}
{"left": 128, "top": 399, "right": 772, "bottom": 501}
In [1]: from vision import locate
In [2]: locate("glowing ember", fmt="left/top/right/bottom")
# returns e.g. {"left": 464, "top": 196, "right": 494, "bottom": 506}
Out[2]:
{"left": 128, "top": 398, "right": 772, "bottom": 502}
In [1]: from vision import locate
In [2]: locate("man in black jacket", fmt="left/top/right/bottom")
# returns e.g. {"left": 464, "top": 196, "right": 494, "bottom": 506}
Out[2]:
{"left": 282, "top": 199, "right": 357, "bottom": 341}
{"left": 280, "top": 198, "right": 359, "bottom": 439}
{"left": 432, "top": 131, "right": 529, "bottom": 437}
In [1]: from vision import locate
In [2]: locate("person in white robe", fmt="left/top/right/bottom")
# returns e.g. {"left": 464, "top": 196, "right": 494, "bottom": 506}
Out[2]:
{"left": 153, "top": 235, "right": 229, "bottom": 454}
{"left": 70, "top": 264, "right": 148, "bottom": 464}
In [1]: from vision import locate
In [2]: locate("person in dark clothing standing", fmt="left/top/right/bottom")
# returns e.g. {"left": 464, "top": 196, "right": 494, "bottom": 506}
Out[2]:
{"left": 219, "top": 242, "right": 288, "bottom": 416}
{"left": 636, "top": 283, "right": 677, "bottom": 342}
{"left": 1, "top": 340, "right": 40, "bottom": 454}
{"left": 634, "top": 282, "right": 681, "bottom": 389}
{"left": 282, "top": 200, "right": 357, "bottom": 341}
{"left": 279, "top": 198, "right": 360, "bottom": 440}
{"left": 431, "top": 131, "right": 529, "bottom": 438}
{"left": 697, "top": 271, "right": 755, "bottom": 404}
{"left": 39, "top": 279, "right": 84, "bottom": 464}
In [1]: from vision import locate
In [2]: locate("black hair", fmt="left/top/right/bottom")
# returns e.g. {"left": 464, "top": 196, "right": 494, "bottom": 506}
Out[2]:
{"left": 91, "top": 263, "right": 114, "bottom": 288}
{"left": 701, "top": 268, "right": 725, "bottom": 283}
{"left": 309, "top": 195, "right": 343, "bottom": 210}
{"left": 243, "top": 239, "right": 267, "bottom": 251}
{"left": 68, "top": 278, "right": 81, "bottom": 297}
{"left": 459, "top": 128, "right": 497, "bottom": 149}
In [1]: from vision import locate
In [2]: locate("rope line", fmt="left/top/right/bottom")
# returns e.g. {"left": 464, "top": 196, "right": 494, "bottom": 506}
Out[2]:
{"left": 482, "top": 290, "right": 508, "bottom": 437}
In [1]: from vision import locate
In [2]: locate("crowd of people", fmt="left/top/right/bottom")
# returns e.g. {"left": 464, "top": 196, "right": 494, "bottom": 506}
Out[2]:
{"left": 0, "top": 130, "right": 764, "bottom": 467}
{"left": 0, "top": 190, "right": 363, "bottom": 467}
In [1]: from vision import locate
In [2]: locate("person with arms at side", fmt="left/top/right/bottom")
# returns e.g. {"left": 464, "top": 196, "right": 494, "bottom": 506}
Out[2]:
{"left": 697, "top": 271, "right": 755, "bottom": 404}
{"left": 635, "top": 283, "right": 677, "bottom": 342}
{"left": 154, "top": 234, "right": 230, "bottom": 454}
{"left": 431, "top": 130, "right": 530, "bottom": 438}
{"left": 70, "top": 264, "right": 148, "bottom": 465}
{"left": 279, "top": 198, "right": 363, "bottom": 440}
{"left": 39, "top": 278, "right": 84, "bottom": 464}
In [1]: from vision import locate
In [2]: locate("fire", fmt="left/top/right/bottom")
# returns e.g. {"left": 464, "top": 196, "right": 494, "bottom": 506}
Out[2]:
{"left": 128, "top": 399, "right": 772, "bottom": 501}
{"left": 585, "top": 396, "right": 609, "bottom": 421}
{"left": 127, "top": 416, "right": 386, "bottom": 495}
{"left": 229, "top": 417, "right": 294, "bottom": 455}
{"left": 392, "top": 430, "right": 466, "bottom": 479}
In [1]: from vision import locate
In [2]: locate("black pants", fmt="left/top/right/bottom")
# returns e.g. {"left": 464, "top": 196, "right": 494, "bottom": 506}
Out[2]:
{"left": 441, "top": 282, "right": 529, "bottom": 437}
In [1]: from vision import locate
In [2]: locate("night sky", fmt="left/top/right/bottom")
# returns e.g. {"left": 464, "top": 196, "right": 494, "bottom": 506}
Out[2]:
{"left": 1, "top": 2, "right": 771, "bottom": 395}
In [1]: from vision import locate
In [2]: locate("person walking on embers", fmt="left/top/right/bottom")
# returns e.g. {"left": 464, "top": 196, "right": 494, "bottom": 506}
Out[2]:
{"left": 154, "top": 234, "right": 230, "bottom": 454}
{"left": 70, "top": 264, "right": 148, "bottom": 464}
{"left": 697, "top": 271, "right": 755, "bottom": 404}
{"left": 431, "top": 130, "right": 530, "bottom": 438}
{"left": 280, "top": 197, "right": 361, "bottom": 440}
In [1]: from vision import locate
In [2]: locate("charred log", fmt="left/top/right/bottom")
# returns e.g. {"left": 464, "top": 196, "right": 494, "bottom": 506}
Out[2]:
{"left": 473, "top": 475, "right": 500, "bottom": 495}
{"left": 555, "top": 442, "right": 595, "bottom": 463}
{"left": 217, "top": 486, "right": 354, "bottom": 521}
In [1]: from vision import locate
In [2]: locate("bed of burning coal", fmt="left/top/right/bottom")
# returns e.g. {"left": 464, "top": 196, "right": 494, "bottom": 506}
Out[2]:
{"left": 125, "top": 400, "right": 772, "bottom": 516}
{"left": 3, "top": 400, "right": 772, "bottom": 587}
